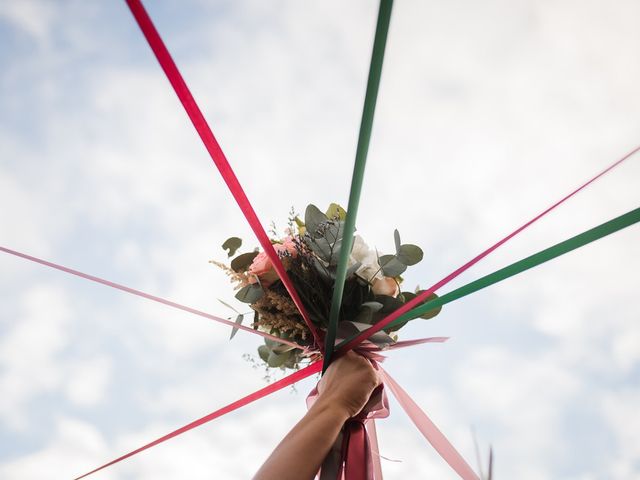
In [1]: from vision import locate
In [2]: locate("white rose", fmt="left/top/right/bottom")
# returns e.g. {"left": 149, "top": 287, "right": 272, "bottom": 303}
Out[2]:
{"left": 349, "top": 235, "right": 382, "bottom": 281}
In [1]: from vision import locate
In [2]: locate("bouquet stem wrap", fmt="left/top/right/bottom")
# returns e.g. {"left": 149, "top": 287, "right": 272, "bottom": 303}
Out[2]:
{"left": 307, "top": 373, "right": 390, "bottom": 480}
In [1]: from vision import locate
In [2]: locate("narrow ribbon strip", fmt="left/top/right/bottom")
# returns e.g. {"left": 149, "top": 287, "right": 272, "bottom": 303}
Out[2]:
{"left": 380, "top": 367, "right": 480, "bottom": 480}
{"left": 125, "top": 0, "right": 322, "bottom": 348}
{"left": 73, "top": 360, "right": 322, "bottom": 479}
{"left": 387, "top": 205, "right": 640, "bottom": 329}
{"left": 0, "top": 246, "right": 303, "bottom": 350}
{"left": 338, "top": 146, "right": 639, "bottom": 352}
{"left": 323, "top": 0, "right": 394, "bottom": 372}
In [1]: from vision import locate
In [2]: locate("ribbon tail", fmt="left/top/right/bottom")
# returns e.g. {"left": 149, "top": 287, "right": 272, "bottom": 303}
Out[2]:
{"left": 343, "top": 421, "right": 369, "bottom": 480}
{"left": 366, "top": 419, "right": 383, "bottom": 480}
{"left": 379, "top": 368, "right": 479, "bottom": 480}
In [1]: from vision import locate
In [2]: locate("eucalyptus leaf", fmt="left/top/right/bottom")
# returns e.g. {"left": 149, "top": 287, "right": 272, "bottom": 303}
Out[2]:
{"left": 258, "top": 345, "right": 270, "bottom": 362}
{"left": 394, "top": 229, "right": 401, "bottom": 252}
{"left": 415, "top": 292, "right": 442, "bottom": 319}
{"left": 325, "top": 220, "right": 345, "bottom": 244}
{"left": 305, "top": 204, "right": 327, "bottom": 237}
{"left": 218, "top": 299, "right": 240, "bottom": 313}
{"left": 235, "top": 283, "right": 264, "bottom": 303}
{"left": 307, "top": 237, "right": 332, "bottom": 263}
{"left": 230, "top": 251, "right": 259, "bottom": 272}
{"left": 361, "top": 301, "right": 384, "bottom": 312}
{"left": 374, "top": 294, "right": 405, "bottom": 313}
{"left": 396, "top": 244, "right": 423, "bottom": 266}
{"left": 229, "top": 314, "right": 244, "bottom": 340}
{"left": 335, "top": 319, "right": 394, "bottom": 347}
{"left": 264, "top": 338, "right": 280, "bottom": 349}
{"left": 222, "top": 237, "right": 242, "bottom": 257}
{"left": 383, "top": 318, "right": 409, "bottom": 333}
{"left": 325, "top": 203, "right": 347, "bottom": 221}
{"left": 354, "top": 308, "right": 374, "bottom": 324}
{"left": 379, "top": 254, "right": 407, "bottom": 277}
{"left": 267, "top": 350, "right": 290, "bottom": 368}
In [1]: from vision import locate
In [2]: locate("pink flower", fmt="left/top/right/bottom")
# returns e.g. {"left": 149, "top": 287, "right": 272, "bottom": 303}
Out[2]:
{"left": 372, "top": 276, "right": 399, "bottom": 297}
{"left": 248, "top": 237, "right": 298, "bottom": 286}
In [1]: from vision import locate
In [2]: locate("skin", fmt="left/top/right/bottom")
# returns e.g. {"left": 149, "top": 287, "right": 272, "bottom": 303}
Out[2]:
{"left": 253, "top": 351, "right": 380, "bottom": 480}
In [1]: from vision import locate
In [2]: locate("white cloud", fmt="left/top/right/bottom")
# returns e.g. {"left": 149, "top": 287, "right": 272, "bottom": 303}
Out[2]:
{"left": 65, "top": 355, "right": 113, "bottom": 408}
{"left": 1, "top": 0, "right": 639, "bottom": 478}
{"left": 0, "top": 285, "right": 72, "bottom": 430}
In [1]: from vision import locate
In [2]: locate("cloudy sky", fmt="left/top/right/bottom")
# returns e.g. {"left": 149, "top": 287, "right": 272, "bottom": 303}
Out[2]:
{"left": 1, "top": 0, "right": 639, "bottom": 479}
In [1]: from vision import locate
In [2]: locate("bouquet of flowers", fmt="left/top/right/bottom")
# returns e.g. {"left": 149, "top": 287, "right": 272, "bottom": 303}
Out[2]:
{"left": 212, "top": 203, "right": 442, "bottom": 371}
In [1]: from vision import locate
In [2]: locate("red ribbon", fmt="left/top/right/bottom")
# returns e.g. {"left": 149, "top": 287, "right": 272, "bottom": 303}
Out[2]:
{"left": 125, "top": 0, "right": 323, "bottom": 349}
{"left": 74, "top": 360, "right": 322, "bottom": 479}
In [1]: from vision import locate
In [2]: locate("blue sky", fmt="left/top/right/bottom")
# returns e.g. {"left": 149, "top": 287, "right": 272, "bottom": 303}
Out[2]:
{"left": 1, "top": 0, "right": 639, "bottom": 479}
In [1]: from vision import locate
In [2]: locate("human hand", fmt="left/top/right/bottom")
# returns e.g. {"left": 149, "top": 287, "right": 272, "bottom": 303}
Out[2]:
{"left": 316, "top": 351, "right": 381, "bottom": 418}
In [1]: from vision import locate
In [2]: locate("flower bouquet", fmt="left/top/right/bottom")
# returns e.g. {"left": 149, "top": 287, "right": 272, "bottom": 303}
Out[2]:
{"left": 212, "top": 203, "right": 442, "bottom": 372}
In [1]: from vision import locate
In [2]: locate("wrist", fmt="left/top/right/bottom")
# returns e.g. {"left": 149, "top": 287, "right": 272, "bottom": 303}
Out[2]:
{"left": 311, "top": 395, "right": 352, "bottom": 423}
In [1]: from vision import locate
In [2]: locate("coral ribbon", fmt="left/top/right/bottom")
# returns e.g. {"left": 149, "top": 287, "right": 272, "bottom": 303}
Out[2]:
{"left": 380, "top": 367, "right": 480, "bottom": 480}
{"left": 0, "top": 246, "right": 303, "bottom": 349}
{"left": 125, "top": 0, "right": 322, "bottom": 348}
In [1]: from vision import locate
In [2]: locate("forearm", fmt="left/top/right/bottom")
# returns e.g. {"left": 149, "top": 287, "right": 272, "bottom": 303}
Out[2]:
{"left": 253, "top": 398, "right": 348, "bottom": 480}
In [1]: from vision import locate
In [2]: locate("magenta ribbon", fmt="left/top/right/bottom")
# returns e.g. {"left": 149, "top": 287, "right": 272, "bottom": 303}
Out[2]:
{"left": 339, "top": 144, "right": 639, "bottom": 353}
{"left": 125, "top": 0, "right": 323, "bottom": 349}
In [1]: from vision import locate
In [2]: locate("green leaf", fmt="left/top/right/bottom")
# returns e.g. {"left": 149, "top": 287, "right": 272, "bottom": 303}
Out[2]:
{"left": 374, "top": 294, "right": 405, "bottom": 313}
{"left": 394, "top": 229, "right": 401, "bottom": 252}
{"left": 325, "top": 203, "right": 347, "bottom": 221}
{"left": 307, "top": 236, "right": 332, "bottom": 263}
{"left": 361, "top": 301, "right": 384, "bottom": 312}
{"left": 267, "top": 350, "right": 290, "bottom": 368}
{"left": 235, "top": 283, "right": 264, "bottom": 303}
{"left": 354, "top": 308, "right": 374, "bottom": 324}
{"left": 218, "top": 299, "right": 239, "bottom": 313}
{"left": 305, "top": 204, "right": 327, "bottom": 237}
{"left": 229, "top": 314, "right": 244, "bottom": 340}
{"left": 222, "top": 237, "right": 242, "bottom": 257}
{"left": 396, "top": 244, "right": 423, "bottom": 266}
{"left": 415, "top": 292, "right": 442, "bottom": 319}
{"left": 383, "top": 317, "right": 409, "bottom": 333}
{"left": 258, "top": 345, "right": 270, "bottom": 362}
{"left": 379, "top": 254, "right": 407, "bottom": 277}
{"left": 230, "top": 251, "right": 259, "bottom": 272}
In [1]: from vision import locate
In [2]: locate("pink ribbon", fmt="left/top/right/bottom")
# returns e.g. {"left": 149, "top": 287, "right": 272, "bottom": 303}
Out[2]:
{"left": 0, "top": 246, "right": 304, "bottom": 350}
{"left": 380, "top": 367, "right": 480, "bottom": 480}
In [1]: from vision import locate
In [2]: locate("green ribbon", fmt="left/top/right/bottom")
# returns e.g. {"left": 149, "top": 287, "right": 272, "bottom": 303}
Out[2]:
{"left": 322, "top": 0, "right": 394, "bottom": 372}
{"left": 382, "top": 207, "right": 640, "bottom": 331}
{"left": 332, "top": 207, "right": 639, "bottom": 349}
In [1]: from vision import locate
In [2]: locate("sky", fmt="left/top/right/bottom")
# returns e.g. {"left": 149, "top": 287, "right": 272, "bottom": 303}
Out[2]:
{"left": 0, "top": 0, "right": 639, "bottom": 479}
